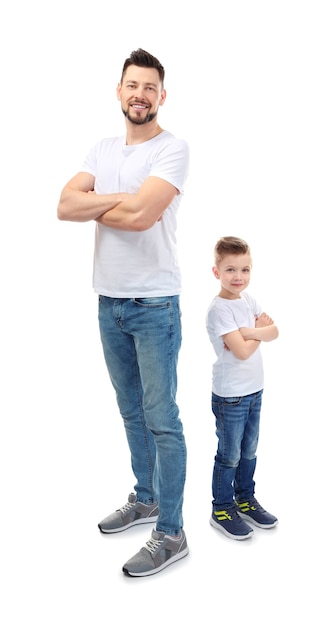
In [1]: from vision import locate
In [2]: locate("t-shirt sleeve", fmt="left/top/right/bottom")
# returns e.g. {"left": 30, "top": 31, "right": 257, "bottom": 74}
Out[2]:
{"left": 149, "top": 139, "right": 189, "bottom": 193}
{"left": 209, "top": 305, "right": 238, "bottom": 338}
{"left": 80, "top": 141, "right": 101, "bottom": 176}
{"left": 244, "top": 293, "right": 263, "bottom": 318}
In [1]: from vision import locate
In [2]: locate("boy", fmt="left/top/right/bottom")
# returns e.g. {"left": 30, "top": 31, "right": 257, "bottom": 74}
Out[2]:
{"left": 206, "top": 236, "right": 279, "bottom": 540}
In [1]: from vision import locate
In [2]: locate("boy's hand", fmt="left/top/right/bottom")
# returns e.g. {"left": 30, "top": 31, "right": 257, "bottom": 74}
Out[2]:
{"left": 255, "top": 312, "right": 274, "bottom": 328}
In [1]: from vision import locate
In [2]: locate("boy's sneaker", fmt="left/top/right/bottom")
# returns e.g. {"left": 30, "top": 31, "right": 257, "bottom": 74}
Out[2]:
{"left": 236, "top": 497, "right": 278, "bottom": 528}
{"left": 210, "top": 506, "right": 254, "bottom": 540}
{"left": 98, "top": 493, "right": 159, "bottom": 534}
{"left": 122, "top": 529, "right": 189, "bottom": 577}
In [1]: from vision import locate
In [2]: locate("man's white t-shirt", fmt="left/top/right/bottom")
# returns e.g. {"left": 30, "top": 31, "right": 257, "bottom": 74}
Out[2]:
{"left": 206, "top": 292, "right": 264, "bottom": 397}
{"left": 81, "top": 131, "right": 189, "bottom": 297}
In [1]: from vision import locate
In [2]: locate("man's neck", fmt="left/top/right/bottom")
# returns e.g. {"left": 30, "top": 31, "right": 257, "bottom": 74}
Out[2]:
{"left": 125, "top": 121, "right": 164, "bottom": 145}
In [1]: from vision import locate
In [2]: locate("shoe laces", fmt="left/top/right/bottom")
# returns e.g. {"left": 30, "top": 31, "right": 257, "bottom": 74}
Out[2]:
{"left": 119, "top": 501, "right": 135, "bottom": 513}
{"left": 145, "top": 536, "right": 163, "bottom": 554}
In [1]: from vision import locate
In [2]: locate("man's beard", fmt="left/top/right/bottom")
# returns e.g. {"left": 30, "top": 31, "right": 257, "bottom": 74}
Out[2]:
{"left": 122, "top": 106, "right": 158, "bottom": 125}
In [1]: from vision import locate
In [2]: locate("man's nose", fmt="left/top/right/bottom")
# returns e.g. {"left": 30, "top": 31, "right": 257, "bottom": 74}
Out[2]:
{"left": 134, "top": 87, "right": 146, "bottom": 98}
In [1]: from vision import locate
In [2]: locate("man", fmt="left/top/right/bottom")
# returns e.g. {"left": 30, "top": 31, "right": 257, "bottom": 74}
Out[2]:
{"left": 57, "top": 49, "right": 189, "bottom": 577}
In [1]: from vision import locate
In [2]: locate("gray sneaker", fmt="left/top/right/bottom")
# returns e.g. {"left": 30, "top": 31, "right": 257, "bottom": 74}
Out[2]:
{"left": 98, "top": 493, "right": 159, "bottom": 534}
{"left": 122, "top": 529, "right": 189, "bottom": 577}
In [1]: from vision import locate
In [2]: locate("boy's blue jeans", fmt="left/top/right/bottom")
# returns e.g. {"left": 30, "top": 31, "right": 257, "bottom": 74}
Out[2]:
{"left": 98, "top": 295, "right": 186, "bottom": 536}
{"left": 211, "top": 390, "right": 263, "bottom": 510}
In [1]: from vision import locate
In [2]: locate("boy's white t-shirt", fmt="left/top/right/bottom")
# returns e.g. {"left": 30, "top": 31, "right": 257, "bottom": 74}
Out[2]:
{"left": 206, "top": 292, "right": 264, "bottom": 397}
{"left": 81, "top": 131, "right": 189, "bottom": 297}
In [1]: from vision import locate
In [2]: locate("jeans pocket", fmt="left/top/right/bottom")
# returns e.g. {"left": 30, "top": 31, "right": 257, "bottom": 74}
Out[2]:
{"left": 223, "top": 396, "right": 242, "bottom": 406}
{"left": 133, "top": 297, "right": 170, "bottom": 308}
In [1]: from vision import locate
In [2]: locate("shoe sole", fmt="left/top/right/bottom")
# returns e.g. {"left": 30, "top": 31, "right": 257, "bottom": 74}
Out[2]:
{"left": 98, "top": 515, "right": 159, "bottom": 534}
{"left": 237, "top": 512, "right": 278, "bottom": 529}
{"left": 210, "top": 516, "right": 254, "bottom": 540}
{"left": 122, "top": 546, "right": 189, "bottom": 577}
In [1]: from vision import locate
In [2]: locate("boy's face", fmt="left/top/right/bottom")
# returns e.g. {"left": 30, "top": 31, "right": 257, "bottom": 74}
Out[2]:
{"left": 212, "top": 253, "right": 252, "bottom": 299}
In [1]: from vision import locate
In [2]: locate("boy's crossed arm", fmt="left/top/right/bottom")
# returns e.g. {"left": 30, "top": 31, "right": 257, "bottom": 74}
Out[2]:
{"left": 222, "top": 312, "right": 279, "bottom": 360}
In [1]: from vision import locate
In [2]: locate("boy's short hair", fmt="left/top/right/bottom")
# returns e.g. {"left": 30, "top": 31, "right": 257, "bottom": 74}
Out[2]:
{"left": 214, "top": 236, "right": 251, "bottom": 266}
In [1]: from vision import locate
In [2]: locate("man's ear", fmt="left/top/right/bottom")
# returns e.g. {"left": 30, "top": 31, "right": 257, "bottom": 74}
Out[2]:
{"left": 116, "top": 83, "right": 121, "bottom": 101}
{"left": 159, "top": 88, "right": 167, "bottom": 106}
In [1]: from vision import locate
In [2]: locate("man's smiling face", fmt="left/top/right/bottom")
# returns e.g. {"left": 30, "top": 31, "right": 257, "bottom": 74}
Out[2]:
{"left": 117, "top": 65, "right": 166, "bottom": 125}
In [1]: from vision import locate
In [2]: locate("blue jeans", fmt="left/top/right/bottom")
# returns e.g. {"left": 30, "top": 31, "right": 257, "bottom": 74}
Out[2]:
{"left": 98, "top": 295, "right": 186, "bottom": 535}
{"left": 211, "top": 390, "right": 263, "bottom": 510}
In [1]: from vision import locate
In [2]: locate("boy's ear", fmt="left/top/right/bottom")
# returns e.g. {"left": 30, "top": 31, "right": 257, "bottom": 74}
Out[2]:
{"left": 212, "top": 266, "right": 220, "bottom": 279}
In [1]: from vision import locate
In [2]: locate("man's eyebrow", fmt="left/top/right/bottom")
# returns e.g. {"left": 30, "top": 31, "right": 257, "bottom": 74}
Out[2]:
{"left": 126, "top": 80, "right": 158, "bottom": 87}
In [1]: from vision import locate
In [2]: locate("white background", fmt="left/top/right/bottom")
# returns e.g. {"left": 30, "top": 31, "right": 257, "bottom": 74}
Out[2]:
{"left": 1, "top": 1, "right": 335, "bottom": 623}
